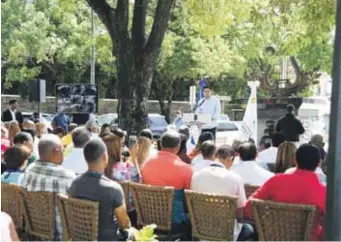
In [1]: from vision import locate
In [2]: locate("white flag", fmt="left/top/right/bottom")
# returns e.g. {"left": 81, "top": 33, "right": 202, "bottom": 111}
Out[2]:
{"left": 240, "top": 81, "right": 259, "bottom": 143}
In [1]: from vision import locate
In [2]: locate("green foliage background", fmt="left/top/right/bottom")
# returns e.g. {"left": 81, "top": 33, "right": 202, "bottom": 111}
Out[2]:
{"left": 1, "top": 0, "right": 336, "bottom": 100}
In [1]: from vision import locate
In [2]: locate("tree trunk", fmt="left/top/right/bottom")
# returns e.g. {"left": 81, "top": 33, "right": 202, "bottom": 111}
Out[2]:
{"left": 86, "top": 0, "right": 175, "bottom": 134}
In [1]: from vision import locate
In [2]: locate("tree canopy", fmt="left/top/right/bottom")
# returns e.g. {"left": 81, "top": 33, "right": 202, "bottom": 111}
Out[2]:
{"left": 1, "top": 0, "right": 336, "bottom": 104}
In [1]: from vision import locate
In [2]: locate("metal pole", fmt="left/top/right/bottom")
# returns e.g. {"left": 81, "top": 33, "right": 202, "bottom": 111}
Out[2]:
{"left": 326, "top": 0, "right": 341, "bottom": 240}
{"left": 90, "top": 8, "right": 95, "bottom": 85}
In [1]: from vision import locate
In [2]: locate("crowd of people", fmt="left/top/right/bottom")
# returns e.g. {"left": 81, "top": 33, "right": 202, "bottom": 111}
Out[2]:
{"left": 0, "top": 99, "right": 328, "bottom": 241}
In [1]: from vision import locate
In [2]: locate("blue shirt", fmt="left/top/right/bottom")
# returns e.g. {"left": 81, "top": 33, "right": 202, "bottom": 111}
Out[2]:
{"left": 52, "top": 113, "right": 70, "bottom": 133}
{"left": 173, "top": 117, "right": 184, "bottom": 130}
{"left": 1, "top": 170, "right": 24, "bottom": 185}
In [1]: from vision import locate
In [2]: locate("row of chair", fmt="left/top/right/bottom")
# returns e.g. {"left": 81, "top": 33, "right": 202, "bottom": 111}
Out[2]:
{"left": 2, "top": 182, "right": 317, "bottom": 241}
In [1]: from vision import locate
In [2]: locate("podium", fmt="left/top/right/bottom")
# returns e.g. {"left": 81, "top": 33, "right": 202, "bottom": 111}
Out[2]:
{"left": 183, "top": 113, "right": 212, "bottom": 127}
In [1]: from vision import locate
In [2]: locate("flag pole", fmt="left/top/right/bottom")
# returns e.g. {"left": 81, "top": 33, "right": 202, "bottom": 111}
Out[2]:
{"left": 326, "top": 0, "right": 341, "bottom": 239}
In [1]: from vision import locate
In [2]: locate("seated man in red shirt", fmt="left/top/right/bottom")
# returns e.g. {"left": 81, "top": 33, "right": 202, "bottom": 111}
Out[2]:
{"left": 245, "top": 144, "right": 325, "bottom": 240}
{"left": 141, "top": 130, "right": 193, "bottom": 235}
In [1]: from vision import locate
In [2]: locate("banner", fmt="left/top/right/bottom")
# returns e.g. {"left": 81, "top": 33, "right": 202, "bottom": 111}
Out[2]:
{"left": 197, "top": 78, "right": 207, "bottom": 103}
{"left": 240, "top": 81, "right": 259, "bottom": 143}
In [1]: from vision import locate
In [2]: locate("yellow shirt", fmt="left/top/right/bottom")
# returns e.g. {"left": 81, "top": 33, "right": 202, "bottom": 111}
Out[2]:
{"left": 62, "top": 133, "right": 72, "bottom": 147}
{"left": 63, "top": 143, "right": 74, "bottom": 158}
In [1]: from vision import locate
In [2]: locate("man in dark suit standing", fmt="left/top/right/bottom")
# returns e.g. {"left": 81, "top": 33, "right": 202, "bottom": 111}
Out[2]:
{"left": 1, "top": 100, "right": 23, "bottom": 125}
{"left": 275, "top": 104, "right": 305, "bottom": 142}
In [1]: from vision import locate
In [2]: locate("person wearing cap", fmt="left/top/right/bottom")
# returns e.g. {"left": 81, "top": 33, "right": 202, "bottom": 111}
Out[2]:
{"left": 275, "top": 104, "right": 305, "bottom": 142}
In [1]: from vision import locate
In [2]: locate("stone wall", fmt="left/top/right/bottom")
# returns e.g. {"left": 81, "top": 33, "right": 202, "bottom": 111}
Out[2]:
{"left": 1, "top": 95, "right": 192, "bottom": 117}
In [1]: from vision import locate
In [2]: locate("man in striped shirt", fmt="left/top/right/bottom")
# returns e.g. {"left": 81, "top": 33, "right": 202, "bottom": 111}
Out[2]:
{"left": 22, "top": 134, "right": 76, "bottom": 239}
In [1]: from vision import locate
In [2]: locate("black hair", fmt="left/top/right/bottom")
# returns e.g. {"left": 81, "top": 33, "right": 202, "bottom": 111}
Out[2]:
{"left": 179, "top": 126, "right": 190, "bottom": 139}
{"left": 239, "top": 142, "right": 257, "bottom": 161}
{"left": 203, "top": 86, "right": 210, "bottom": 90}
{"left": 287, "top": 104, "right": 295, "bottom": 113}
{"left": 83, "top": 138, "right": 107, "bottom": 163}
{"left": 232, "top": 140, "right": 242, "bottom": 153}
{"left": 111, "top": 127, "right": 126, "bottom": 138}
{"left": 200, "top": 141, "right": 216, "bottom": 159}
{"left": 161, "top": 131, "right": 181, "bottom": 149}
{"left": 139, "top": 129, "right": 153, "bottom": 140}
{"left": 4, "top": 145, "right": 30, "bottom": 169}
{"left": 179, "top": 134, "right": 188, "bottom": 153}
{"left": 260, "top": 135, "right": 271, "bottom": 149}
{"left": 101, "top": 123, "right": 110, "bottom": 131}
{"left": 13, "top": 132, "right": 33, "bottom": 145}
{"left": 272, "top": 132, "right": 285, "bottom": 147}
{"left": 216, "top": 145, "right": 235, "bottom": 160}
{"left": 9, "top": 99, "right": 17, "bottom": 105}
{"left": 68, "top": 123, "right": 78, "bottom": 133}
{"left": 21, "top": 129, "right": 35, "bottom": 142}
{"left": 198, "top": 132, "right": 214, "bottom": 146}
{"left": 52, "top": 127, "right": 65, "bottom": 136}
{"left": 296, "top": 144, "right": 320, "bottom": 171}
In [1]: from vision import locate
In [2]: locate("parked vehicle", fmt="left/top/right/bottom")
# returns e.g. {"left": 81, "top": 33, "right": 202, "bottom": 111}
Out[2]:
{"left": 96, "top": 113, "right": 168, "bottom": 139}
{"left": 215, "top": 121, "right": 240, "bottom": 146}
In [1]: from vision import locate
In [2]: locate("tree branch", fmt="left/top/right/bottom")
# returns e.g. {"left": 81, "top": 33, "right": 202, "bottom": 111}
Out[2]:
{"left": 289, "top": 56, "right": 302, "bottom": 76}
{"left": 132, "top": 0, "right": 147, "bottom": 48}
{"left": 86, "top": 0, "right": 116, "bottom": 43}
{"left": 145, "top": 0, "right": 175, "bottom": 55}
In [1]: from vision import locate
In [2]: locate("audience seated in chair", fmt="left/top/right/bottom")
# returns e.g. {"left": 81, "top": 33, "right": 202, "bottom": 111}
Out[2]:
{"left": 245, "top": 144, "right": 326, "bottom": 240}
{"left": 141, "top": 130, "right": 192, "bottom": 236}
{"left": 232, "top": 142, "right": 274, "bottom": 186}
{"left": 21, "top": 134, "right": 76, "bottom": 239}
{"left": 1, "top": 145, "right": 30, "bottom": 185}
{"left": 13, "top": 132, "right": 37, "bottom": 166}
{"left": 191, "top": 144, "right": 256, "bottom": 241}
{"left": 257, "top": 132, "right": 285, "bottom": 169}
{"left": 62, "top": 127, "right": 91, "bottom": 174}
{"left": 68, "top": 138, "right": 131, "bottom": 241}
{"left": 192, "top": 140, "right": 216, "bottom": 172}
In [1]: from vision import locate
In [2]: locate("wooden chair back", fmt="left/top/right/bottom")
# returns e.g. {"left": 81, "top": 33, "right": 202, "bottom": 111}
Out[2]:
{"left": 251, "top": 199, "right": 316, "bottom": 241}
{"left": 21, "top": 190, "right": 56, "bottom": 240}
{"left": 57, "top": 194, "right": 99, "bottom": 241}
{"left": 1, "top": 183, "right": 24, "bottom": 230}
{"left": 118, "top": 180, "right": 130, "bottom": 208}
{"left": 185, "top": 190, "right": 238, "bottom": 241}
{"left": 130, "top": 182, "right": 174, "bottom": 231}
{"left": 244, "top": 184, "right": 260, "bottom": 198}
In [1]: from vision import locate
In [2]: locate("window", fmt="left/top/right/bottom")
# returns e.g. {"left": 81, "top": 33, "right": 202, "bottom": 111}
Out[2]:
{"left": 217, "top": 122, "right": 238, "bottom": 132}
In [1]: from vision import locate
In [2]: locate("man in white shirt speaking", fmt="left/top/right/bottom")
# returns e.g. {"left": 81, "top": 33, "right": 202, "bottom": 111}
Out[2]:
{"left": 195, "top": 86, "right": 221, "bottom": 140}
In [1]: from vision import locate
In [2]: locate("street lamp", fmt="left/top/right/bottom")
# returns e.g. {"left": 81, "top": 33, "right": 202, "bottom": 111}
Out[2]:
{"left": 90, "top": 9, "right": 95, "bottom": 85}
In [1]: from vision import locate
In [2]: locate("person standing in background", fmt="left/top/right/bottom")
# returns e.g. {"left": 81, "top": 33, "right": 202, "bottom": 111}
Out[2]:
{"left": 195, "top": 86, "right": 221, "bottom": 140}
{"left": 1, "top": 99, "right": 23, "bottom": 125}
{"left": 173, "top": 110, "right": 184, "bottom": 130}
{"left": 52, "top": 111, "right": 70, "bottom": 134}
{"left": 275, "top": 104, "right": 305, "bottom": 142}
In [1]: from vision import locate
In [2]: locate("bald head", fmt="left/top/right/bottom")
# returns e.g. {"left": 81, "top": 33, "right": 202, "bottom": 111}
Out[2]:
{"left": 38, "top": 134, "right": 63, "bottom": 163}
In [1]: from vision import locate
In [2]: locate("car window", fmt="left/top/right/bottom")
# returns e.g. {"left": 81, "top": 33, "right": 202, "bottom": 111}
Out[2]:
{"left": 148, "top": 116, "right": 168, "bottom": 127}
{"left": 217, "top": 122, "right": 238, "bottom": 131}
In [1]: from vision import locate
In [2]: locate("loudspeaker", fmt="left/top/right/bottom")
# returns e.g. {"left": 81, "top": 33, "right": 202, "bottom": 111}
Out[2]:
{"left": 29, "top": 79, "right": 46, "bottom": 103}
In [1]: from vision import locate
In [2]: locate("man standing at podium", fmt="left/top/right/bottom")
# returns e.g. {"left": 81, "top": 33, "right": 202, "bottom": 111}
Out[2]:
{"left": 195, "top": 86, "right": 221, "bottom": 140}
